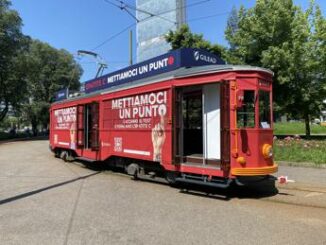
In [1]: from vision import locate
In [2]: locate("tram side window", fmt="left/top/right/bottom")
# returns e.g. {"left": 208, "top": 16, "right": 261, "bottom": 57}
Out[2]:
{"left": 237, "top": 90, "right": 255, "bottom": 128}
{"left": 259, "top": 90, "right": 271, "bottom": 128}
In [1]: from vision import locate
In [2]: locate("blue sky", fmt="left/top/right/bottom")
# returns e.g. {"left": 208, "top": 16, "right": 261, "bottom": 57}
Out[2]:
{"left": 11, "top": 0, "right": 325, "bottom": 83}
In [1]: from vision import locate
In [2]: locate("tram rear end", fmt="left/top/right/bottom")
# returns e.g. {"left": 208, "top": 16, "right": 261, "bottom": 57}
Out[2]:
{"left": 230, "top": 76, "right": 277, "bottom": 180}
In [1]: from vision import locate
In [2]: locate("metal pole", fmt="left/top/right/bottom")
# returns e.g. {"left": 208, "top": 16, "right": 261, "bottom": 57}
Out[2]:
{"left": 129, "top": 29, "right": 133, "bottom": 65}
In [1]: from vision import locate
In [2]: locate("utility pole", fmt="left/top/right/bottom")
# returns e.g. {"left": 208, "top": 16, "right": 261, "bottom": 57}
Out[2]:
{"left": 129, "top": 29, "right": 133, "bottom": 65}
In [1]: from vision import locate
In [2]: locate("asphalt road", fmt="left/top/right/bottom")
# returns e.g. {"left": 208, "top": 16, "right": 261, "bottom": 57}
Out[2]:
{"left": 0, "top": 140, "right": 326, "bottom": 245}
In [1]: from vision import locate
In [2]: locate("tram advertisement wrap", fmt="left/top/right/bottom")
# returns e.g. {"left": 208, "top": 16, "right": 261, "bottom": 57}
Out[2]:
{"left": 109, "top": 90, "right": 168, "bottom": 162}
{"left": 53, "top": 107, "right": 77, "bottom": 149}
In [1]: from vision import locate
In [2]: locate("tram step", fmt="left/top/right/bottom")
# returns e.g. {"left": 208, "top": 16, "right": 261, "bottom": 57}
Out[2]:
{"left": 176, "top": 175, "right": 232, "bottom": 189}
{"left": 181, "top": 162, "right": 221, "bottom": 170}
{"left": 76, "top": 157, "right": 97, "bottom": 163}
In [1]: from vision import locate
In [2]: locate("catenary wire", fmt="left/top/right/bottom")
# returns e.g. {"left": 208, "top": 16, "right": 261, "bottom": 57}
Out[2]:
{"left": 90, "top": 1, "right": 231, "bottom": 53}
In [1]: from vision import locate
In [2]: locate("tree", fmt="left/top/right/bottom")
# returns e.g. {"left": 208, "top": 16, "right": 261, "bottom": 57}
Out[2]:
{"left": 165, "top": 24, "right": 226, "bottom": 58}
{"left": 225, "top": 0, "right": 326, "bottom": 137}
{"left": 26, "top": 40, "right": 82, "bottom": 103}
{"left": 225, "top": 6, "right": 239, "bottom": 51}
{"left": 263, "top": 3, "right": 326, "bottom": 136}
{"left": 0, "top": 0, "right": 26, "bottom": 122}
{"left": 22, "top": 39, "right": 83, "bottom": 135}
{"left": 0, "top": 1, "right": 82, "bottom": 134}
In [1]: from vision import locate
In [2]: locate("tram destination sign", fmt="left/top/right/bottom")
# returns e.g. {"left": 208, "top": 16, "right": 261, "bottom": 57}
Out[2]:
{"left": 83, "top": 48, "right": 225, "bottom": 94}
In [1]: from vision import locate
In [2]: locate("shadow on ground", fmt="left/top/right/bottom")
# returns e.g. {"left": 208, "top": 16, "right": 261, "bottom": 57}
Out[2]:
{"left": 0, "top": 158, "right": 278, "bottom": 206}
{"left": 0, "top": 172, "right": 100, "bottom": 206}
{"left": 79, "top": 160, "right": 279, "bottom": 201}
{"left": 176, "top": 179, "right": 278, "bottom": 201}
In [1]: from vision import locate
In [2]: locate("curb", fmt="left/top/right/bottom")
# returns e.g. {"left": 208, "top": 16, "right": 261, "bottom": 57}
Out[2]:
{"left": 0, "top": 136, "right": 49, "bottom": 145}
{"left": 277, "top": 161, "right": 326, "bottom": 169}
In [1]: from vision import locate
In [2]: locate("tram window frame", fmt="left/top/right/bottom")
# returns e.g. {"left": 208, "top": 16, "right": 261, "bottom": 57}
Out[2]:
{"left": 259, "top": 90, "right": 272, "bottom": 129}
{"left": 237, "top": 90, "right": 256, "bottom": 128}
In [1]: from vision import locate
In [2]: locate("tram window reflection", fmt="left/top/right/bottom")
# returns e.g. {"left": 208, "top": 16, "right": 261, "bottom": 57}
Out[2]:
{"left": 259, "top": 90, "right": 271, "bottom": 128}
{"left": 237, "top": 90, "right": 255, "bottom": 128}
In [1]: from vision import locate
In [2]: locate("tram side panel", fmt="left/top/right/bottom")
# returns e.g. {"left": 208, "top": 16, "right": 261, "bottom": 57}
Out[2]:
{"left": 50, "top": 105, "right": 78, "bottom": 152}
{"left": 101, "top": 88, "right": 173, "bottom": 166}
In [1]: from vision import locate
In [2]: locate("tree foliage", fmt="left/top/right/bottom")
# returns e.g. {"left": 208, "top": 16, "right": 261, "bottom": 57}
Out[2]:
{"left": 0, "top": 1, "right": 83, "bottom": 134}
{"left": 165, "top": 24, "right": 225, "bottom": 58}
{"left": 225, "top": 6, "right": 239, "bottom": 51}
{"left": 0, "top": 0, "right": 26, "bottom": 121}
{"left": 25, "top": 39, "right": 82, "bottom": 103}
{"left": 225, "top": 0, "right": 326, "bottom": 136}
{"left": 22, "top": 39, "right": 82, "bottom": 134}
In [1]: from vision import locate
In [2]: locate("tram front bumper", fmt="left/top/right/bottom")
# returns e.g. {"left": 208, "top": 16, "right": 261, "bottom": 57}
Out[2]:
{"left": 231, "top": 163, "right": 278, "bottom": 176}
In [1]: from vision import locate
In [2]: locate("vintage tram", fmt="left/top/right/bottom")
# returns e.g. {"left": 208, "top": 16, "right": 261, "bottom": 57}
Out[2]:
{"left": 50, "top": 48, "right": 277, "bottom": 188}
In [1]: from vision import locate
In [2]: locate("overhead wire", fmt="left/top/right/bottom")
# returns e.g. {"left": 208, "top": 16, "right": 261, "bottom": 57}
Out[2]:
{"left": 91, "top": 23, "right": 135, "bottom": 51}
{"left": 79, "top": 61, "right": 128, "bottom": 64}
{"left": 79, "top": 0, "right": 231, "bottom": 81}
{"left": 155, "top": 0, "right": 210, "bottom": 16}
{"left": 122, "top": 1, "right": 177, "bottom": 24}
{"left": 188, "top": 11, "right": 231, "bottom": 22}
{"left": 105, "top": 0, "right": 176, "bottom": 24}
{"left": 104, "top": 0, "right": 140, "bottom": 22}
{"left": 87, "top": 0, "right": 231, "bottom": 66}
{"left": 91, "top": 0, "right": 212, "bottom": 52}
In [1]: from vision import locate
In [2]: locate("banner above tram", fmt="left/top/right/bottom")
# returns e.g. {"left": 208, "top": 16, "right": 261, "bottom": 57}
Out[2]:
{"left": 83, "top": 48, "right": 225, "bottom": 94}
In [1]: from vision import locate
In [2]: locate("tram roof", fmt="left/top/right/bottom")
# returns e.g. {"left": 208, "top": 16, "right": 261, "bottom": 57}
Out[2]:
{"left": 52, "top": 65, "right": 273, "bottom": 105}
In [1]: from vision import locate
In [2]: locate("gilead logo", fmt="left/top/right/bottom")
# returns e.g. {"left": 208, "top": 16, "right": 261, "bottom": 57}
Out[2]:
{"left": 193, "top": 51, "right": 217, "bottom": 64}
{"left": 194, "top": 51, "right": 200, "bottom": 61}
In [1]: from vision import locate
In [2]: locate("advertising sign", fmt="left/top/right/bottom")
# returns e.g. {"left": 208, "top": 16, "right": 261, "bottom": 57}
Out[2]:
{"left": 84, "top": 48, "right": 225, "bottom": 94}
{"left": 108, "top": 90, "right": 169, "bottom": 162}
{"left": 54, "top": 107, "right": 76, "bottom": 130}
{"left": 53, "top": 106, "right": 77, "bottom": 149}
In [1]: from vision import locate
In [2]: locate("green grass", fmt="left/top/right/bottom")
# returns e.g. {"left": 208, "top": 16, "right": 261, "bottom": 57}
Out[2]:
{"left": 274, "top": 139, "right": 326, "bottom": 165}
{"left": 274, "top": 122, "right": 326, "bottom": 135}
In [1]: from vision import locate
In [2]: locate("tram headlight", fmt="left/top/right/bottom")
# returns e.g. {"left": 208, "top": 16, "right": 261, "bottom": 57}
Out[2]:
{"left": 262, "top": 144, "right": 273, "bottom": 159}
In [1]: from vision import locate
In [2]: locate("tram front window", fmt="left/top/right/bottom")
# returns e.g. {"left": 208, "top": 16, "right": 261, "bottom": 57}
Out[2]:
{"left": 237, "top": 90, "right": 255, "bottom": 128}
{"left": 259, "top": 90, "right": 271, "bottom": 128}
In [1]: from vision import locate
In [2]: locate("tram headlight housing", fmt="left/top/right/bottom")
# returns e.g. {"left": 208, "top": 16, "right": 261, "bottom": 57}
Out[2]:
{"left": 262, "top": 144, "right": 273, "bottom": 159}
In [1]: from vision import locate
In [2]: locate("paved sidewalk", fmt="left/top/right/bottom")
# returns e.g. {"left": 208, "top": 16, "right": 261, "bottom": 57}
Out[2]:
{"left": 0, "top": 140, "right": 326, "bottom": 245}
{"left": 276, "top": 165, "right": 326, "bottom": 190}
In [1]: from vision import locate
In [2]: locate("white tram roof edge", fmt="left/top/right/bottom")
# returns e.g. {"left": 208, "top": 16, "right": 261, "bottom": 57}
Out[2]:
{"left": 52, "top": 65, "right": 273, "bottom": 105}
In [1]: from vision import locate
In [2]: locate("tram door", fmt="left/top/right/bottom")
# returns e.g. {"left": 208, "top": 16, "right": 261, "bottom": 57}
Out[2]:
{"left": 203, "top": 84, "right": 220, "bottom": 161}
{"left": 76, "top": 102, "right": 100, "bottom": 151}
{"left": 174, "top": 83, "right": 221, "bottom": 166}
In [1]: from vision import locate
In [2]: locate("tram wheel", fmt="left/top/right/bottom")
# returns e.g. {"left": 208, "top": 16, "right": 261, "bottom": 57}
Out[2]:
{"left": 60, "top": 150, "right": 69, "bottom": 162}
{"left": 166, "top": 171, "right": 177, "bottom": 185}
{"left": 54, "top": 150, "right": 61, "bottom": 158}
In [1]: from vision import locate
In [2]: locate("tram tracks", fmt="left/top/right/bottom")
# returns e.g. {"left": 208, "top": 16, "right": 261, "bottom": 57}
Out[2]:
{"left": 277, "top": 185, "right": 326, "bottom": 194}
{"left": 59, "top": 161, "right": 326, "bottom": 210}
{"left": 261, "top": 196, "right": 326, "bottom": 210}
{"left": 259, "top": 184, "right": 326, "bottom": 210}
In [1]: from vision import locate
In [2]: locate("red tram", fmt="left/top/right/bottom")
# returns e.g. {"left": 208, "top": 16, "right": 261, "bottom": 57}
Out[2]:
{"left": 50, "top": 49, "right": 277, "bottom": 188}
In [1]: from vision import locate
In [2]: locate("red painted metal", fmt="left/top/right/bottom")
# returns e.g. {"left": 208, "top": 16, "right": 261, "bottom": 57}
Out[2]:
{"left": 50, "top": 69, "right": 276, "bottom": 179}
